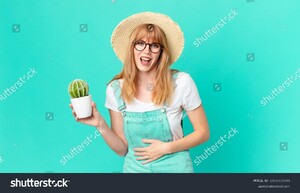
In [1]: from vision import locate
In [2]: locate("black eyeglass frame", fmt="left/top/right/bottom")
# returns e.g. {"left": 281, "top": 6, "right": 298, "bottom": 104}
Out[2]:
{"left": 132, "top": 40, "right": 164, "bottom": 53}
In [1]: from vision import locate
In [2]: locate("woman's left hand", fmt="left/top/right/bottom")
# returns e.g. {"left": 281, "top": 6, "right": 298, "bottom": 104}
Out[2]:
{"left": 134, "top": 139, "right": 170, "bottom": 164}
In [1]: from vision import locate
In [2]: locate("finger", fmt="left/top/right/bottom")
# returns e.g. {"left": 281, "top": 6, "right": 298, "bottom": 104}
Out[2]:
{"left": 72, "top": 110, "right": 77, "bottom": 117}
{"left": 142, "top": 139, "right": 155, "bottom": 144}
{"left": 136, "top": 156, "right": 149, "bottom": 161}
{"left": 142, "top": 159, "right": 154, "bottom": 165}
{"left": 92, "top": 102, "right": 99, "bottom": 114}
{"left": 134, "top": 147, "right": 146, "bottom": 152}
{"left": 69, "top": 103, "right": 73, "bottom": 109}
{"left": 92, "top": 102, "right": 97, "bottom": 110}
{"left": 134, "top": 152, "right": 146, "bottom": 157}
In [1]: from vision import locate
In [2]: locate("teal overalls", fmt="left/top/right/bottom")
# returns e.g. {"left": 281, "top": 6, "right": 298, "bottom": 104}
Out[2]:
{"left": 110, "top": 72, "right": 194, "bottom": 173}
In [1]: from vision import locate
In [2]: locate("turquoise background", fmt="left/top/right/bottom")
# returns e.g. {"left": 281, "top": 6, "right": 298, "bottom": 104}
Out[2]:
{"left": 0, "top": 0, "right": 299, "bottom": 173}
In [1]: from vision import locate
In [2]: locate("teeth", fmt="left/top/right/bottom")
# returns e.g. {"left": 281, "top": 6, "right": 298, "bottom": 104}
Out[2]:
{"left": 141, "top": 57, "right": 151, "bottom": 61}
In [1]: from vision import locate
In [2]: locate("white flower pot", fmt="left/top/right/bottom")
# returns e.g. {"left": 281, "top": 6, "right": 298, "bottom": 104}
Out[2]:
{"left": 70, "top": 94, "right": 92, "bottom": 119}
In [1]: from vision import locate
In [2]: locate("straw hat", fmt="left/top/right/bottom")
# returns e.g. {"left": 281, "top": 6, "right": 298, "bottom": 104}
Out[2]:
{"left": 111, "top": 12, "right": 184, "bottom": 64}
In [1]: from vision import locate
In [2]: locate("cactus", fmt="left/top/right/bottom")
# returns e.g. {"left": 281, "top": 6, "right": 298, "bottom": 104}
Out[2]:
{"left": 68, "top": 79, "right": 89, "bottom": 98}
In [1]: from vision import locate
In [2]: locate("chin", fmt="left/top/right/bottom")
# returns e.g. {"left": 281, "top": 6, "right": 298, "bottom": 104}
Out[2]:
{"left": 137, "top": 67, "right": 151, "bottom": 73}
{"left": 136, "top": 63, "right": 155, "bottom": 72}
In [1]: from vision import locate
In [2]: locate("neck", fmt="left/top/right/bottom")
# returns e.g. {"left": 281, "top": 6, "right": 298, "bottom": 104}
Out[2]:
{"left": 137, "top": 70, "right": 156, "bottom": 85}
{"left": 136, "top": 70, "right": 157, "bottom": 91}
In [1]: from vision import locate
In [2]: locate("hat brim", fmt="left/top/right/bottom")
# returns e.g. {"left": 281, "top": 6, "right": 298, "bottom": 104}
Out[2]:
{"left": 111, "top": 12, "right": 184, "bottom": 65}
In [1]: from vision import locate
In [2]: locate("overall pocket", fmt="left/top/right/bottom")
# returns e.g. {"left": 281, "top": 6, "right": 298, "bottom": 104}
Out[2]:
{"left": 125, "top": 119, "right": 168, "bottom": 148}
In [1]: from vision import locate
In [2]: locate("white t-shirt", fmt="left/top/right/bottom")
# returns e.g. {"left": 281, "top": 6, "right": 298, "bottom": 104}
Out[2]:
{"left": 104, "top": 72, "right": 202, "bottom": 140}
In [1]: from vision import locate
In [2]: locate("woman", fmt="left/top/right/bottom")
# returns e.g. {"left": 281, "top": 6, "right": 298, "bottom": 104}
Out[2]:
{"left": 70, "top": 12, "right": 210, "bottom": 173}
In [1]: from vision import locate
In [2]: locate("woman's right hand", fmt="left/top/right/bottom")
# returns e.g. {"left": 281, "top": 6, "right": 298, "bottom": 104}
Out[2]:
{"left": 70, "top": 101, "right": 102, "bottom": 127}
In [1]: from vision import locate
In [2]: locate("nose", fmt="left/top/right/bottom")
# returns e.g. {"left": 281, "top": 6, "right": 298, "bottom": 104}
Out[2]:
{"left": 144, "top": 44, "right": 151, "bottom": 54}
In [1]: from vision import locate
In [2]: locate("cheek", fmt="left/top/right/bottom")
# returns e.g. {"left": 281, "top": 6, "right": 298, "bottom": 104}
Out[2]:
{"left": 133, "top": 51, "right": 139, "bottom": 63}
{"left": 153, "top": 54, "right": 161, "bottom": 63}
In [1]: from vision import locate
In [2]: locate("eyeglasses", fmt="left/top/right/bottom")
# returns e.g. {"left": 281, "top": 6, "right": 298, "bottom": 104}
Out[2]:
{"left": 133, "top": 40, "right": 163, "bottom": 53}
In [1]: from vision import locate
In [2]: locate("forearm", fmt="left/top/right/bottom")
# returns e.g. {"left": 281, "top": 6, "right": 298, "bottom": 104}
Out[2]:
{"left": 166, "top": 128, "right": 209, "bottom": 154}
{"left": 96, "top": 119, "right": 128, "bottom": 156}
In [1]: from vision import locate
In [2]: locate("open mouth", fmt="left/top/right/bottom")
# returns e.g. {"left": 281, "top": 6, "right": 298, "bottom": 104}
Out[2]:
{"left": 140, "top": 57, "right": 152, "bottom": 65}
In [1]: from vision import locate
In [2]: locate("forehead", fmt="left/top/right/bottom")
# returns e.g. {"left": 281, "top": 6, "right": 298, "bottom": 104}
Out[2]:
{"left": 139, "top": 37, "right": 156, "bottom": 43}
{"left": 135, "top": 28, "right": 159, "bottom": 42}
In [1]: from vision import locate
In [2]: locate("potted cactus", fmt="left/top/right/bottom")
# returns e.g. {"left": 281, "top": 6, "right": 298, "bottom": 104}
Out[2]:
{"left": 68, "top": 79, "right": 92, "bottom": 118}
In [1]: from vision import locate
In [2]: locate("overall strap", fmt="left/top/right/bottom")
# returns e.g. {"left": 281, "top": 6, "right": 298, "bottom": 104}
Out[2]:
{"left": 110, "top": 80, "right": 126, "bottom": 113}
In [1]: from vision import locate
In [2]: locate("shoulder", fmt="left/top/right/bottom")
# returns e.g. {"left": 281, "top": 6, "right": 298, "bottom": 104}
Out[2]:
{"left": 106, "top": 79, "right": 124, "bottom": 96}
{"left": 174, "top": 72, "right": 193, "bottom": 85}
{"left": 107, "top": 79, "right": 124, "bottom": 89}
{"left": 176, "top": 71, "right": 191, "bottom": 79}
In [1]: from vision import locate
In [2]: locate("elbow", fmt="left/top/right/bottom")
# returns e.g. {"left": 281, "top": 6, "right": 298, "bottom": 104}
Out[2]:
{"left": 117, "top": 151, "right": 127, "bottom": 157}
{"left": 204, "top": 129, "right": 210, "bottom": 142}
{"left": 116, "top": 147, "right": 128, "bottom": 157}
{"left": 201, "top": 127, "right": 210, "bottom": 143}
